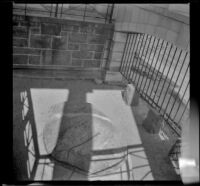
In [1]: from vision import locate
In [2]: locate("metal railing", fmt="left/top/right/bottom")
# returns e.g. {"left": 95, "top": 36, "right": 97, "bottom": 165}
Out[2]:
{"left": 13, "top": 3, "right": 115, "bottom": 24}
{"left": 119, "top": 32, "right": 190, "bottom": 136}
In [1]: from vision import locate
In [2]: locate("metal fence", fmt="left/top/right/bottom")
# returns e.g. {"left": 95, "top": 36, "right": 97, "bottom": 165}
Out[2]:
{"left": 119, "top": 32, "right": 190, "bottom": 136}
{"left": 13, "top": 3, "right": 114, "bottom": 24}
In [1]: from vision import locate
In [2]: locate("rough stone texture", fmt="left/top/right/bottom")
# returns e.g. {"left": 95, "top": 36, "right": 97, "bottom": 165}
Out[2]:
{"left": 142, "top": 108, "right": 162, "bottom": 134}
{"left": 72, "top": 51, "right": 93, "bottom": 59}
{"left": 87, "top": 35, "right": 105, "bottom": 44}
{"left": 62, "top": 24, "right": 80, "bottom": 32}
{"left": 41, "top": 23, "right": 61, "bottom": 36}
{"left": 13, "top": 26, "right": 28, "bottom": 38}
{"left": 72, "top": 59, "right": 83, "bottom": 67}
{"left": 13, "top": 38, "right": 28, "bottom": 47}
{"left": 13, "top": 14, "right": 114, "bottom": 69}
{"left": 52, "top": 50, "right": 71, "bottom": 66}
{"left": 68, "top": 43, "right": 79, "bottom": 50}
{"left": 13, "top": 47, "right": 41, "bottom": 55}
{"left": 80, "top": 44, "right": 104, "bottom": 52}
{"left": 31, "top": 27, "right": 40, "bottom": 34}
{"left": 29, "top": 55, "right": 40, "bottom": 65}
{"left": 80, "top": 22, "right": 96, "bottom": 34}
{"left": 30, "top": 35, "right": 51, "bottom": 48}
{"left": 69, "top": 33, "right": 87, "bottom": 43}
{"left": 52, "top": 36, "right": 68, "bottom": 50}
{"left": 94, "top": 52, "right": 102, "bottom": 60}
{"left": 41, "top": 50, "right": 52, "bottom": 65}
{"left": 13, "top": 55, "right": 28, "bottom": 64}
{"left": 84, "top": 60, "right": 101, "bottom": 68}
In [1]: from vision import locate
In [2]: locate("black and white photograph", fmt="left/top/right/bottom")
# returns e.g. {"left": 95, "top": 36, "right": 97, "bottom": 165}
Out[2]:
{"left": 11, "top": 1, "right": 199, "bottom": 184}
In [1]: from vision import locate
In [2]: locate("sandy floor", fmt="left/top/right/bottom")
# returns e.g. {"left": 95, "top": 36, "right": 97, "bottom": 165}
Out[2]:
{"left": 13, "top": 74, "right": 181, "bottom": 181}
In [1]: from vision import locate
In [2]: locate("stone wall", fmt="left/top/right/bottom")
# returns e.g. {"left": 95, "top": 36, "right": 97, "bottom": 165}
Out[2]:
{"left": 13, "top": 15, "right": 113, "bottom": 69}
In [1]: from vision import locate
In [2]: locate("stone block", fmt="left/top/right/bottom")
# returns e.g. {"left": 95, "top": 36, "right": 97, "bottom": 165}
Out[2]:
{"left": 52, "top": 50, "right": 71, "bottom": 66}
{"left": 13, "top": 38, "right": 28, "bottom": 47}
{"left": 30, "top": 27, "right": 40, "bottom": 34}
{"left": 69, "top": 33, "right": 87, "bottom": 43}
{"left": 13, "top": 26, "right": 28, "bottom": 38}
{"left": 80, "top": 44, "right": 104, "bottom": 52}
{"left": 13, "top": 55, "right": 28, "bottom": 64}
{"left": 72, "top": 51, "right": 93, "bottom": 59}
{"left": 52, "top": 36, "right": 68, "bottom": 50}
{"left": 41, "top": 23, "right": 61, "bottom": 36}
{"left": 30, "top": 35, "right": 51, "bottom": 48}
{"left": 142, "top": 108, "right": 162, "bottom": 134}
{"left": 84, "top": 60, "right": 101, "bottom": 68}
{"left": 122, "top": 84, "right": 139, "bottom": 106}
{"left": 29, "top": 55, "right": 40, "bottom": 65}
{"left": 72, "top": 59, "right": 83, "bottom": 67}
{"left": 80, "top": 22, "right": 96, "bottom": 34}
{"left": 62, "top": 24, "right": 80, "bottom": 32}
{"left": 13, "top": 47, "right": 41, "bottom": 55}
{"left": 41, "top": 50, "right": 52, "bottom": 65}
{"left": 87, "top": 35, "right": 105, "bottom": 44}
{"left": 94, "top": 52, "right": 102, "bottom": 60}
{"left": 68, "top": 43, "right": 79, "bottom": 50}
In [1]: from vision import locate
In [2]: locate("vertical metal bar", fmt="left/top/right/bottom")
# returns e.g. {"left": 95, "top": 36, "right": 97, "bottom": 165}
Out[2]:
{"left": 121, "top": 33, "right": 132, "bottom": 74}
{"left": 162, "top": 50, "right": 183, "bottom": 117}
{"left": 145, "top": 38, "right": 161, "bottom": 96}
{"left": 141, "top": 37, "right": 156, "bottom": 96}
{"left": 148, "top": 39, "right": 164, "bottom": 100}
{"left": 50, "top": 4, "right": 53, "bottom": 16}
{"left": 120, "top": 33, "right": 129, "bottom": 72}
{"left": 121, "top": 34, "right": 132, "bottom": 74}
{"left": 156, "top": 44, "right": 174, "bottom": 107}
{"left": 83, "top": 4, "right": 87, "bottom": 21}
{"left": 124, "top": 34, "right": 135, "bottom": 78}
{"left": 129, "top": 34, "right": 143, "bottom": 82}
{"left": 152, "top": 41, "right": 169, "bottom": 102}
{"left": 159, "top": 47, "right": 178, "bottom": 112}
{"left": 25, "top": 3, "right": 27, "bottom": 16}
{"left": 55, "top": 4, "right": 59, "bottom": 17}
{"left": 136, "top": 35, "right": 150, "bottom": 89}
{"left": 132, "top": 34, "right": 146, "bottom": 85}
{"left": 138, "top": 35, "right": 153, "bottom": 91}
{"left": 155, "top": 43, "right": 173, "bottom": 105}
{"left": 126, "top": 34, "right": 140, "bottom": 80}
{"left": 124, "top": 34, "right": 137, "bottom": 80}
{"left": 105, "top": 4, "right": 109, "bottom": 24}
{"left": 177, "top": 91, "right": 190, "bottom": 125}
{"left": 173, "top": 81, "right": 190, "bottom": 123}
{"left": 109, "top": 4, "right": 114, "bottom": 23}
{"left": 60, "top": 4, "right": 63, "bottom": 18}
{"left": 166, "top": 52, "right": 189, "bottom": 119}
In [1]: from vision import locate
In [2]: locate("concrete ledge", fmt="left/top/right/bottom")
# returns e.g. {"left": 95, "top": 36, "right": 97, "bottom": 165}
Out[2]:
{"left": 13, "top": 68, "right": 103, "bottom": 80}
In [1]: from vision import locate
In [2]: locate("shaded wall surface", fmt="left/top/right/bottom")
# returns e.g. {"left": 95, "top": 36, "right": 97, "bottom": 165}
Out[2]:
{"left": 13, "top": 15, "right": 113, "bottom": 69}
{"left": 113, "top": 4, "right": 189, "bottom": 51}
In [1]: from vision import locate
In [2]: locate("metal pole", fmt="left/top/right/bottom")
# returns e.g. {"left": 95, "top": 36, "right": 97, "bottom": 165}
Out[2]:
{"left": 55, "top": 4, "right": 59, "bottom": 17}
{"left": 109, "top": 4, "right": 114, "bottom": 23}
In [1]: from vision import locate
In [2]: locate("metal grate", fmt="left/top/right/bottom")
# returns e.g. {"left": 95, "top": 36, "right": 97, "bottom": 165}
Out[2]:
{"left": 13, "top": 3, "right": 115, "bottom": 24}
{"left": 120, "top": 32, "right": 190, "bottom": 136}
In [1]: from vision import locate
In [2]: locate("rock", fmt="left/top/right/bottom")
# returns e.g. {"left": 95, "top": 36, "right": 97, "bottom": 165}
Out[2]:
{"left": 142, "top": 108, "right": 162, "bottom": 134}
